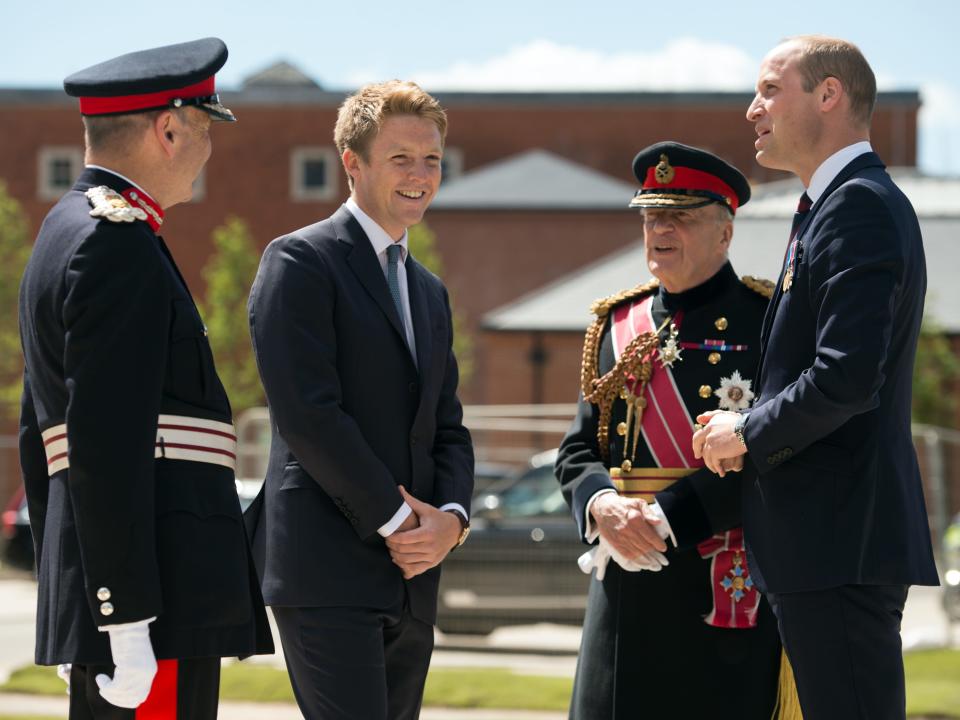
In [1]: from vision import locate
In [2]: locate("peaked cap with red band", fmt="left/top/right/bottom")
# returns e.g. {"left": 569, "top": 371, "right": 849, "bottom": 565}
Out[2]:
{"left": 63, "top": 37, "right": 236, "bottom": 122}
{"left": 630, "top": 141, "right": 750, "bottom": 214}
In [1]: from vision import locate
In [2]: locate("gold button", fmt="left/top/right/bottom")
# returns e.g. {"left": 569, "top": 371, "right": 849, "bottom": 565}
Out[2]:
{"left": 699, "top": 385, "right": 712, "bottom": 399}
{"left": 693, "top": 422, "right": 703, "bottom": 431}
{"left": 619, "top": 388, "right": 630, "bottom": 400}
{"left": 708, "top": 352, "right": 721, "bottom": 365}
{"left": 96, "top": 587, "right": 111, "bottom": 602}
{"left": 621, "top": 459, "right": 632, "bottom": 473}
{"left": 714, "top": 317, "right": 728, "bottom": 331}
{"left": 616, "top": 422, "right": 627, "bottom": 436}
{"left": 100, "top": 602, "right": 115, "bottom": 617}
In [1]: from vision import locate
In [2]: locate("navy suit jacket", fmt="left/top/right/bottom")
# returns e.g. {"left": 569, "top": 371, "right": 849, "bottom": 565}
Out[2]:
{"left": 742, "top": 152, "right": 938, "bottom": 593}
{"left": 246, "top": 206, "right": 473, "bottom": 624}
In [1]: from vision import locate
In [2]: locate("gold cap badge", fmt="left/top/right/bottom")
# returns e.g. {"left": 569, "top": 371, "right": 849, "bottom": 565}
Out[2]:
{"left": 654, "top": 154, "right": 675, "bottom": 185}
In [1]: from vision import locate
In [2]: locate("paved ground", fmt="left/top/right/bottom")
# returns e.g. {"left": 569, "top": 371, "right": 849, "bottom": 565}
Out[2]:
{"left": 0, "top": 693, "right": 567, "bottom": 719}
{"left": 0, "top": 567, "right": 955, "bottom": 718}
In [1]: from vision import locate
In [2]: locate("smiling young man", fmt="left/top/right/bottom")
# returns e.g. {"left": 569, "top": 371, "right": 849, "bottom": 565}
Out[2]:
{"left": 693, "top": 36, "right": 937, "bottom": 719}
{"left": 555, "top": 142, "right": 790, "bottom": 719}
{"left": 246, "top": 81, "right": 474, "bottom": 720}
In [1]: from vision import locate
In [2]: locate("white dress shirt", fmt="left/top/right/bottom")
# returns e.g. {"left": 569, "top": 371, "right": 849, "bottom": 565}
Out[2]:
{"left": 345, "top": 197, "right": 417, "bottom": 358}
{"left": 343, "top": 198, "right": 468, "bottom": 536}
{"left": 806, "top": 141, "right": 873, "bottom": 203}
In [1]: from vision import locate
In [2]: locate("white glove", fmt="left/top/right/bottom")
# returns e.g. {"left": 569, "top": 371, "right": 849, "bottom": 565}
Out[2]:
{"left": 578, "top": 536, "right": 669, "bottom": 581}
{"left": 96, "top": 618, "right": 157, "bottom": 708}
{"left": 57, "top": 663, "right": 71, "bottom": 695}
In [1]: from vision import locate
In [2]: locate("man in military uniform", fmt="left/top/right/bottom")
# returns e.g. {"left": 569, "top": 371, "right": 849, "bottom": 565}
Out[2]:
{"left": 555, "top": 142, "right": 796, "bottom": 719}
{"left": 17, "top": 38, "right": 272, "bottom": 719}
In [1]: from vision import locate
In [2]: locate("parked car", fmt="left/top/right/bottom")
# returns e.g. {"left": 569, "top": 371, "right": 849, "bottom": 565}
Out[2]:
{"left": 1, "top": 485, "right": 34, "bottom": 572}
{"left": 436, "top": 449, "right": 589, "bottom": 635}
{"left": 943, "top": 512, "right": 960, "bottom": 622}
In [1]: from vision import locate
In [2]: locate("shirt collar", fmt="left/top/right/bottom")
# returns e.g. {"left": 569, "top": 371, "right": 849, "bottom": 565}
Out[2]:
{"left": 806, "top": 141, "right": 873, "bottom": 204}
{"left": 345, "top": 197, "right": 408, "bottom": 261}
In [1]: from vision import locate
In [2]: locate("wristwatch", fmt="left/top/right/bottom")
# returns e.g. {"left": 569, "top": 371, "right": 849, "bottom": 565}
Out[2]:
{"left": 445, "top": 509, "right": 470, "bottom": 549}
{"left": 734, "top": 412, "right": 749, "bottom": 449}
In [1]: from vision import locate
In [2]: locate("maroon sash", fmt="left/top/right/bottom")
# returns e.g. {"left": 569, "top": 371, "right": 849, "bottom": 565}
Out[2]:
{"left": 611, "top": 296, "right": 760, "bottom": 629}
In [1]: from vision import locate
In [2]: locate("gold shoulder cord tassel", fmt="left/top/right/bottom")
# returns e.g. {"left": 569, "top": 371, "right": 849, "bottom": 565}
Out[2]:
{"left": 772, "top": 649, "right": 803, "bottom": 720}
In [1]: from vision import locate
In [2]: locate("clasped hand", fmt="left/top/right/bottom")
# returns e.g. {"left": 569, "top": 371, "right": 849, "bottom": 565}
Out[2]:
{"left": 692, "top": 410, "right": 745, "bottom": 476}
{"left": 590, "top": 493, "right": 667, "bottom": 564}
{"left": 385, "top": 486, "right": 462, "bottom": 580}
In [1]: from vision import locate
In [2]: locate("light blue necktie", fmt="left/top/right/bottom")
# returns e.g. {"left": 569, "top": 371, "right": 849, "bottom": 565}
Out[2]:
{"left": 386, "top": 243, "right": 405, "bottom": 324}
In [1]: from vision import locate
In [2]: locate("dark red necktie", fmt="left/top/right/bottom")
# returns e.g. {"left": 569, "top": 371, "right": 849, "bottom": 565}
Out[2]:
{"left": 789, "top": 192, "right": 813, "bottom": 242}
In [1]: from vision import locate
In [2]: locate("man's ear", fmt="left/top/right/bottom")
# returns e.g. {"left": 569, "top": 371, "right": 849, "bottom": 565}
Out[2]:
{"left": 153, "top": 111, "right": 177, "bottom": 158}
{"left": 719, "top": 216, "right": 734, "bottom": 250}
{"left": 342, "top": 148, "right": 362, "bottom": 185}
{"left": 818, "top": 76, "right": 844, "bottom": 114}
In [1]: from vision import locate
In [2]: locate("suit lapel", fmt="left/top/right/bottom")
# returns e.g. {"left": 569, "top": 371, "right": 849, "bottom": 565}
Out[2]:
{"left": 334, "top": 206, "right": 408, "bottom": 345}
{"left": 756, "top": 152, "right": 886, "bottom": 381}
{"left": 407, "top": 258, "right": 433, "bottom": 382}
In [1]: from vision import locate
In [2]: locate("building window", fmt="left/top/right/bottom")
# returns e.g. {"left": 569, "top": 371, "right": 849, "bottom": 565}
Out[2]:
{"left": 441, "top": 147, "right": 463, "bottom": 183}
{"left": 291, "top": 147, "right": 338, "bottom": 201}
{"left": 38, "top": 147, "right": 84, "bottom": 201}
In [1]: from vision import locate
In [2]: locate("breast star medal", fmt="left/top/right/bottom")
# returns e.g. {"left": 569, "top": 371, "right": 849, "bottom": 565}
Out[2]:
{"left": 714, "top": 370, "right": 755, "bottom": 411}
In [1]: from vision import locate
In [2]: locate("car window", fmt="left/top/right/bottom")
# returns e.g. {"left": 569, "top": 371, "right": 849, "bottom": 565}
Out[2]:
{"left": 497, "top": 466, "right": 567, "bottom": 518}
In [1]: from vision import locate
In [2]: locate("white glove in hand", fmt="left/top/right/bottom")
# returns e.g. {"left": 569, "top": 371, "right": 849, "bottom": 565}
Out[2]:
{"left": 578, "top": 537, "right": 669, "bottom": 581}
{"left": 56, "top": 663, "right": 71, "bottom": 695}
{"left": 96, "top": 618, "right": 157, "bottom": 708}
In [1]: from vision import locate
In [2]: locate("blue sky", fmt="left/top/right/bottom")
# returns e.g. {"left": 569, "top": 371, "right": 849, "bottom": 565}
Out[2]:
{"left": 2, "top": 1, "right": 956, "bottom": 174}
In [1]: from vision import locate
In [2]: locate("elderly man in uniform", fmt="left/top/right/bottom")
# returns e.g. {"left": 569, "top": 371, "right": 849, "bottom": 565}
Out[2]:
{"left": 17, "top": 38, "right": 272, "bottom": 720}
{"left": 556, "top": 142, "right": 797, "bottom": 719}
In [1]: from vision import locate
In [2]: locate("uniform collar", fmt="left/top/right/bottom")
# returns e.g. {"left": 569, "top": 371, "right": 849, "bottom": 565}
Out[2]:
{"left": 83, "top": 165, "right": 164, "bottom": 232}
{"left": 806, "top": 141, "right": 873, "bottom": 204}
{"left": 659, "top": 261, "right": 737, "bottom": 313}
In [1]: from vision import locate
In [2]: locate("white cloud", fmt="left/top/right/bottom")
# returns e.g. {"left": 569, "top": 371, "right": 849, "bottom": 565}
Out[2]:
{"left": 407, "top": 38, "right": 757, "bottom": 91}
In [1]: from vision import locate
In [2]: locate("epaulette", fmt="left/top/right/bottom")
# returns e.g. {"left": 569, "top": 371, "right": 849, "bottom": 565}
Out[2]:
{"left": 741, "top": 275, "right": 775, "bottom": 299}
{"left": 589, "top": 278, "right": 660, "bottom": 319}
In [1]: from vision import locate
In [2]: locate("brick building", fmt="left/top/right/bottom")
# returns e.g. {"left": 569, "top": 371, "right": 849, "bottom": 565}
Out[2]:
{"left": 0, "top": 64, "right": 921, "bottom": 404}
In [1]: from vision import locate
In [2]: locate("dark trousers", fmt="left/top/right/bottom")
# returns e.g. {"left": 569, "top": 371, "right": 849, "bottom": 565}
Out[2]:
{"left": 69, "top": 657, "right": 220, "bottom": 720}
{"left": 767, "top": 584, "right": 909, "bottom": 720}
{"left": 273, "top": 600, "right": 434, "bottom": 720}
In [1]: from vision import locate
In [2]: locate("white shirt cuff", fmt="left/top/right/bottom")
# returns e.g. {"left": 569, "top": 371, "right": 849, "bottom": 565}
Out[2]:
{"left": 99, "top": 616, "right": 156, "bottom": 632}
{"left": 646, "top": 501, "right": 678, "bottom": 548}
{"left": 438, "top": 502, "right": 468, "bottom": 522}
{"left": 378, "top": 501, "right": 412, "bottom": 537}
{"left": 584, "top": 488, "right": 617, "bottom": 542}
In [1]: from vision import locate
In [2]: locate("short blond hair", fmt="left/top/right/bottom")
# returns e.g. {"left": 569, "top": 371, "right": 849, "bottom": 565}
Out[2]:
{"left": 334, "top": 80, "right": 447, "bottom": 171}
{"left": 786, "top": 35, "right": 877, "bottom": 127}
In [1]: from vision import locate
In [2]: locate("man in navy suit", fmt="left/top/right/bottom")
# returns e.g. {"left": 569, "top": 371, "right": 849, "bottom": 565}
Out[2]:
{"left": 693, "top": 35, "right": 938, "bottom": 719}
{"left": 247, "top": 80, "right": 474, "bottom": 720}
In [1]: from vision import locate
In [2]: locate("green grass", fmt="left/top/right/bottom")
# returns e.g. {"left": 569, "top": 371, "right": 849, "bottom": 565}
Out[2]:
{"left": 905, "top": 649, "right": 960, "bottom": 718}
{"left": 3, "top": 650, "right": 958, "bottom": 715}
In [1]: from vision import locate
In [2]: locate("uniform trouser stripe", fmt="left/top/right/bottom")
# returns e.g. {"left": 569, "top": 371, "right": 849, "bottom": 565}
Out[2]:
{"left": 136, "top": 659, "right": 178, "bottom": 720}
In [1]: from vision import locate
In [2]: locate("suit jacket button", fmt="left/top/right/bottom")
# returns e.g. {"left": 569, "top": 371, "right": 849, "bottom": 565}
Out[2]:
{"left": 100, "top": 602, "right": 115, "bottom": 617}
{"left": 784, "top": 448, "right": 793, "bottom": 456}
{"left": 409, "top": 382, "right": 418, "bottom": 393}
{"left": 767, "top": 455, "right": 776, "bottom": 465}
{"left": 411, "top": 433, "right": 418, "bottom": 445}
{"left": 96, "top": 587, "right": 111, "bottom": 602}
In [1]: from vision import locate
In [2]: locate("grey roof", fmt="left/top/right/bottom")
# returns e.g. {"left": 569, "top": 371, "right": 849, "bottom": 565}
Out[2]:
{"left": 431, "top": 149, "right": 637, "bottom": 210}
{"left": 741, "top": 168, "right": 960, "bottom": 218}
{"left": 484, "top": 212, "right": 960, "bottom": 333}
{"left": 0, "top": 87, "right": 920, "bottom": 109}
{"left": 241, "top": 61, "right": 320, "bottom": 89}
